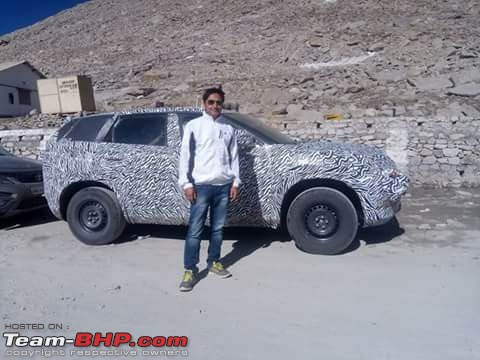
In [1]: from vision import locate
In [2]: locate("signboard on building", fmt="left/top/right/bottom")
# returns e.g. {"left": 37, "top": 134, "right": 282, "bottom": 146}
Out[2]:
{"left": 38, "top": 76, "right": 96, "bottom": 114}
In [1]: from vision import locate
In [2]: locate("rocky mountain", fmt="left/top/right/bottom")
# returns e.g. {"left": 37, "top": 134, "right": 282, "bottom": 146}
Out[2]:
{"left": 1, "top": 0, "right": 479, "bottom": 120}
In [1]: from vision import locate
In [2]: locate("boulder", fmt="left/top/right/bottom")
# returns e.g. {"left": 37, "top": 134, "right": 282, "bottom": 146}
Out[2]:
{"left": 446, "top": 84, "right": 480, "bottom": 97}
{"left": 409, "top": 76, "right": 453, "bottom": 91}
{"left": 451, "top": 69, "right": 480, "bottom": 85}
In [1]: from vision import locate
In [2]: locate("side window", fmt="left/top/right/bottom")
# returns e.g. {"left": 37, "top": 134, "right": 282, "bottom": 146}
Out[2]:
{"left": 112, "top": 113, "right": 168, "bottom": 146}
{"left": 62, "top": 115, "right": 112, "bottom": 142}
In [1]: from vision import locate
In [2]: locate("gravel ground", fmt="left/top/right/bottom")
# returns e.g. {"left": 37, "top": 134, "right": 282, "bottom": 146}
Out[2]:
{"left": 1, "top": 187, "right": 479, "bottom": 359}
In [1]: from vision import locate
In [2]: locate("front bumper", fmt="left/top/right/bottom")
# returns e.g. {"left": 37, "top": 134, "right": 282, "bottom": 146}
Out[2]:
{"left": 0, "top": 182, "right": 46, "bottom": 217}
{"left": 363, "top": 174, "right": 409, "bottom": 227}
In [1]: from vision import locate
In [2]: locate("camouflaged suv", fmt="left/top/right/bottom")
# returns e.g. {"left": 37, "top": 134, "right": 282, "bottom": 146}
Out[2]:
{"left": 43, "top": 108, "right": 409, "bottom": 254}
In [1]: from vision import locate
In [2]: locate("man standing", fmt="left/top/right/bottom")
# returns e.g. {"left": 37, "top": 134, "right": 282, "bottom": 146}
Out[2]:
{"left": 178, "top": 88, "right": 241, "bottom": 291}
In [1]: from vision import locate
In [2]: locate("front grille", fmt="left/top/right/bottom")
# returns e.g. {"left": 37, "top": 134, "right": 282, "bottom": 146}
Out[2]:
{"left": 2, "top": 172, "right": 43, "bottom": 183}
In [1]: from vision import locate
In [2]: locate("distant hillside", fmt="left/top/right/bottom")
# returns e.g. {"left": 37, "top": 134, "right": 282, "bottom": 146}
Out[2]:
{"left": 1, "top": 0, "right": 479, "bottom": 119}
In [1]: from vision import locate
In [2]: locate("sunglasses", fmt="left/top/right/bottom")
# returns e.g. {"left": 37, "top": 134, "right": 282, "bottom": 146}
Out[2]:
{"left": 206, "top": 99, "right": 223, "bottom": 106}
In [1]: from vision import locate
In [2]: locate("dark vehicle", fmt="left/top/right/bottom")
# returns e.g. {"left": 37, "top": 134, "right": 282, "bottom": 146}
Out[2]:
{"left": 43, "top": 108, "right": 409, "bottom": 255}
{"left": 0, "top": 146, "right": 45, "bottom": 218}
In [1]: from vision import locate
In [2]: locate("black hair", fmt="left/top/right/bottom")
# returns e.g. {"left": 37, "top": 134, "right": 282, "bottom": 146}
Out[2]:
{"left": 202, "top": 87, "right": 225, "bottom": 103}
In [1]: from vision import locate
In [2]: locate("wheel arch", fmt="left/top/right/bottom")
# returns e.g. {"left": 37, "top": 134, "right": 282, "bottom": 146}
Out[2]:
{"left": 280, "top": 178, "right": 365, "bottom": 229}
{"left": 59, "top": 181, "right": 114, "bottom": 220}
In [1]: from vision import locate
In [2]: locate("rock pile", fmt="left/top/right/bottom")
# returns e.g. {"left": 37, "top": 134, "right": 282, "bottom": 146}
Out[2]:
{"left": 0, "top": 113, "right": 67, "bottom": 130}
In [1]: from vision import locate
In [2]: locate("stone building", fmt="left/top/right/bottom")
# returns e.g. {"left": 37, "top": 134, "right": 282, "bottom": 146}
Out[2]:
{"left": 0, "top": 61, "right": 45, "bottom": 117}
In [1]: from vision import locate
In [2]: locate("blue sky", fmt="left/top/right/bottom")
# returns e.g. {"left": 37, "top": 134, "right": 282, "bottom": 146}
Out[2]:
{"left": 0, "top": 0, "right": 89, "bottom": 36}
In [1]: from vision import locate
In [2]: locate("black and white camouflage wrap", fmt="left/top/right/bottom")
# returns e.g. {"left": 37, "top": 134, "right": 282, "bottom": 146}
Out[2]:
{"left": 43, "top": 108, "right": 409, "bottom": 229}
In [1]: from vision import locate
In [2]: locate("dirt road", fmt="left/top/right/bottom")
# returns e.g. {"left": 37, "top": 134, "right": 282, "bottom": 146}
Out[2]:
{"left": 1, "top": 188, "right": 479, "bottom": 359}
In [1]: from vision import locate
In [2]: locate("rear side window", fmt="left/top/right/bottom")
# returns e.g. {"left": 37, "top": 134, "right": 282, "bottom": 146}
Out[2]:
{"left": 59, "top": 115, "right": 113, "bottom": 141}
{"left": 111, "top": 113, "right": 168, "bottom": 146}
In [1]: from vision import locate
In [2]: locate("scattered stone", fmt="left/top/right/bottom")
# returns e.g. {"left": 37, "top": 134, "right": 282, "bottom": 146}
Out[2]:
{"left": 345, "top": 86, "right": 364, "bottom": 94}
{"left": 142, "top": 69, "right": 172, "bottom": 81}
{"left": 368, "top": 43, "right": 384, "bottom": 52}
{"left": 122, "top": 87, "right": 156, "bottom": 97}
{"left": 417, "top": 224, "right": 432, "bottom": 230}
{"left": 409, "top": 76, "right": 453, "bottom": 91}
{"left": 261, "top": 87, "right": 293, "bottom": 106}
{"left": 450, "top": 133, "right": 465, "bottom": 141}
{"left": 376, "top": 70, "right": 407, "bottom": 82}
{"left": 458, "top": 51, "right": 477, "bottom": 59}
{"left": 307, "top": 37, "right": 323, "bottom": 47}
{"left": 446, "top": 84, "right": 480, "bottom": 97}
{"left": 242, "top": 104, "right": 262, "bottom": 114}
{"left": 448, "top": 157, "right": 460, "bottom": 165}
{"left": 380, "top": 109, "right": 394, "bottom": 117}
{"left": 286, "top": 104, "right": 305, "bottom": 114}
{"left": 432, "top": 38, "right": 443, "bottom": 49}
{"left": 173, "top": 83, "right": 189, "bottom": 92}
{"left": 422, "top": 156, "right": 436, "bottom": 164}
{"left": 446, "top": 219, "right": 466, "bottom": 228}
{"left": 393, "top": 105, "right": 406, "bottom": 116}
{"left": 443, "top": 149, "right": 459, "bottom": 157}
{"left": 439, "top": 102, "right": 480, "bottom": 118}
{"left": 272, "top": 105, "right": 288, "bottom": 115}
{"left": 299, "top": 77, "right": 314, "bottom": 84}
{"left": 451, "top": 69, "right": 480, "bottom": 85}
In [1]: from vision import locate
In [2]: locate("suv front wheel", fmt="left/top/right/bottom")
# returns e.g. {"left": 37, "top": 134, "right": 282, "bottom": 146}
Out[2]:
{"left": 66, "top": 187, "right": 126, "bottom": 245}
{"left": 286, "top": 187, "right": 358, "bottom": 255}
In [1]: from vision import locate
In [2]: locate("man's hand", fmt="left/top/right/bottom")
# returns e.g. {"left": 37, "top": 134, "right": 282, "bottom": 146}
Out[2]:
{"left": 184, "top": 187, "right": 196, "bottom": 203}
{"left": 230, "top": 185, "right": 239, "bottom": 202}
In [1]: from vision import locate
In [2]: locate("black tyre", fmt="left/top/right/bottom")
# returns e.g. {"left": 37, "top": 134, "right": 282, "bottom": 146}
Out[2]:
{"left": 286, "top": 187, "right": 358, "bottom": 255}
{"left": 66, "top": 187, "right": 126, "bottom": 245}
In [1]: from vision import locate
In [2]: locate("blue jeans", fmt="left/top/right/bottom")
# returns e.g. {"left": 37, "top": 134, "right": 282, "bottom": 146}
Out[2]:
{"left": 184, "top": 183, "right": 231, "bottom": 271}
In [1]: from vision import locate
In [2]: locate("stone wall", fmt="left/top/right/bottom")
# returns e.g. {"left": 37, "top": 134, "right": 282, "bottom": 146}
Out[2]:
{"left": 0, "top": 129, "right": 57, "bottom": 160}
{"left": 267, "top": 113, "right": 479, "bottom": 187}
{"left": 1, "top": 116, "right": 479, "bottom": 187}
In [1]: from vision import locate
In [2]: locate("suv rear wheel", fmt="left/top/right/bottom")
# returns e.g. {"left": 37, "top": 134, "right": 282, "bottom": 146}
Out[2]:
{"left": 286, "top": 187, "right": 358, "bottom": 255}
{"left": 66, "top": 187, "right": 126, "bottom": 245}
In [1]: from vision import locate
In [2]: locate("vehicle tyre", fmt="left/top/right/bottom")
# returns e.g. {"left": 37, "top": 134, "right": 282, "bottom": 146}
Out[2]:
{"left": 66, "top": 187, "right": 126, "bottom": 245}
{"left": 286, "top": 187, "right": 358, "bottom": 255}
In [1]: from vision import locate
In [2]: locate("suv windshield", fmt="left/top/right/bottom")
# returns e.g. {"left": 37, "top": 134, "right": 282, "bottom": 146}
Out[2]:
{"left": 223, "top": 112, "right": 294, "bottom": 145}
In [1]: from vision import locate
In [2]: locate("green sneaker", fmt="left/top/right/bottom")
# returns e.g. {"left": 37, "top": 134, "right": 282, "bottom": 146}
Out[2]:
{"left": 209, "top": 261, "right": 232, "bottom": 278}
{"left": 179, "top": 270, "right": 196, "bottom": 291}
